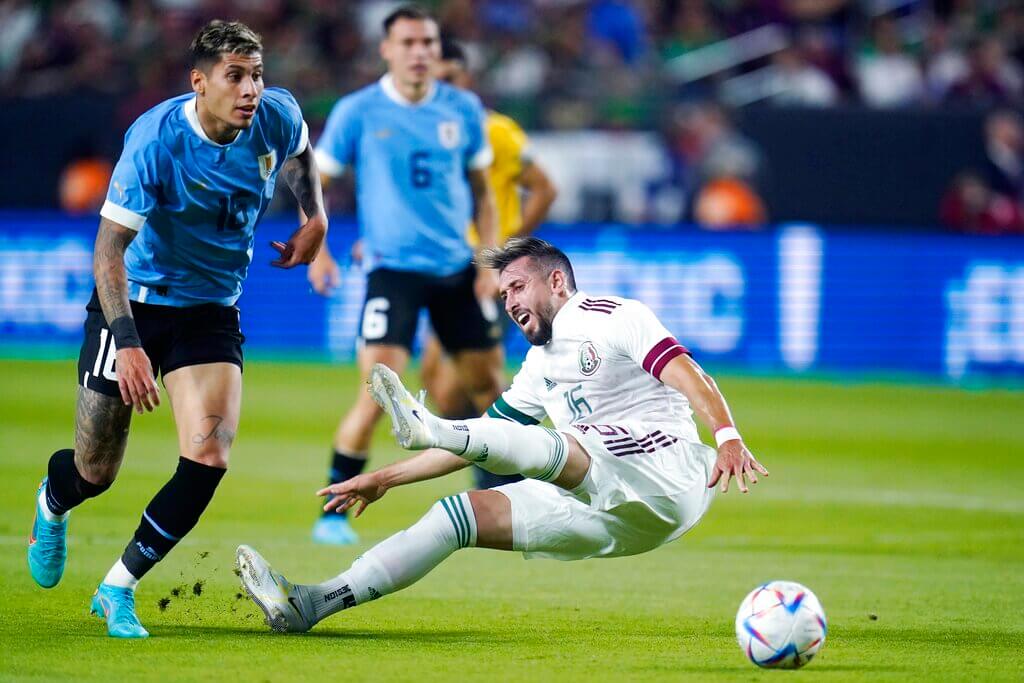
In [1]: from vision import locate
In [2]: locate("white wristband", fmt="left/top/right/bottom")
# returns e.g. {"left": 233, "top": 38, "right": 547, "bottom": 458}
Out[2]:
{"left": 714, "top": 426, "right": 742, "bottom": 448}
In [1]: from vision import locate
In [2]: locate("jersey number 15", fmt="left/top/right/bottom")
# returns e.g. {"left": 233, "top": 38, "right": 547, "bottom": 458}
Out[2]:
{"left": 217, "top": 192, "right": 255, "bottom": 231}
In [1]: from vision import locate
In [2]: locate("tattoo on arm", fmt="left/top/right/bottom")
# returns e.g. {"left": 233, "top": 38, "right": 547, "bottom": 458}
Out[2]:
{"left": 282, "top": 146, "right": 325, "bottom": 220}
{"left": 93, "top": 218, "right": 138, "bottom": 325}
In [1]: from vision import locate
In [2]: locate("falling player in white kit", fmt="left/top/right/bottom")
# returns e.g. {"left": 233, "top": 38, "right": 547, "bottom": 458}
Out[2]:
{"left": 237, "top": 237, "right": 768, "bottom": 632}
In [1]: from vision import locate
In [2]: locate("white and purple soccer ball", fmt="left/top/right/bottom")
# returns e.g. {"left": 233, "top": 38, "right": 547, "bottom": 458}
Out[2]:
{"left": 735, "top": 580, "right": 827, "bottom": 669}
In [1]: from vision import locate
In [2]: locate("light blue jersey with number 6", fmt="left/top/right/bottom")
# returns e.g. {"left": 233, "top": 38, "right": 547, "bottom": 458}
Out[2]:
{"left": 314, "top": 75, "right": 493, "bottom": 276}
{"left": 100, "top": 87, "right": 309, "bottom": 306}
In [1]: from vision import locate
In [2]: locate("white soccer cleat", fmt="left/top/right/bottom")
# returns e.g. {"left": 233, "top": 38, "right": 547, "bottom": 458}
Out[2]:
{"left": 236, "top": 544, "right": 315, "bottom": 634}
{"left": 368, "top": 363, "right": 438, "bottom": 450}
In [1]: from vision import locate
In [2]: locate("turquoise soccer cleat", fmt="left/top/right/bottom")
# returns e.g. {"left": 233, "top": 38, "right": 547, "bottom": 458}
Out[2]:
{"left": 312, "top": 515, "right": 360, "bottom": 545}
{"left": 90, "top": 584, "right": 149, "bottom": 638}
{"left": 27, "top": 478, "right": 68, "bottom": 589}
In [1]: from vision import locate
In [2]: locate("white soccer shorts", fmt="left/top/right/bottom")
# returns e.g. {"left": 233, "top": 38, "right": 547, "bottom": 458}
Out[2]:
{"left": 494, "top": 423, "right": 717, "bottom": 561}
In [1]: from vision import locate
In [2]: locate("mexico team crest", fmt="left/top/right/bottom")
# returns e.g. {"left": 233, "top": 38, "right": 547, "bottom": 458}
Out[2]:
{"left": 578, "top": 341, "right": 602, "bottom": 376}
{"left": 438, "top": 121, "right": 460, "bottom": 149}
{"left": 258, "top": 150, "right": 277, "bottom": 180}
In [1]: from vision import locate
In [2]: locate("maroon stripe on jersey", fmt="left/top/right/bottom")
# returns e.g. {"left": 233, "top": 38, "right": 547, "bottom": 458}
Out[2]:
{"left": 604, "top": 429, "right": 680, "bottom": 457}
{"left": 652, "top": 345, "right": 687, "bottom": 379}
{"left": 607, "top": 447, "right": 645, "bottom": 457}
{"left": 642, "top": 338, "right": 677, "bottom": 374}
{"left": 580, "top": 298, "right": 621, "bottom": 313}
{"left": 642, "top": 337, "right": 690, "bottom": 380}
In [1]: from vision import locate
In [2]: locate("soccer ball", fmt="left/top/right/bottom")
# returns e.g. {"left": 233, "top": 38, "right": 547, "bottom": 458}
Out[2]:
{"left": 735, "top": 580, "right": 827, "bottom": 669}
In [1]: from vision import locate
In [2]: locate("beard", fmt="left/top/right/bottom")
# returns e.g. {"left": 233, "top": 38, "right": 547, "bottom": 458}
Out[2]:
{"left": 523, "top": 300, "right": 556, "bottom": 346}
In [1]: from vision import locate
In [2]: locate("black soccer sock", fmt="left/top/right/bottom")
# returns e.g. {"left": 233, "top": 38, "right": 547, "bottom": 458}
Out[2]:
{"left": 323, "top": 449, "right": 367, "bottom": 518}
{"left": 120, "top": 457, "right": 226, "bottom": 580}
{"left": 45, "top": 449, "right": 111, "bottom": 515}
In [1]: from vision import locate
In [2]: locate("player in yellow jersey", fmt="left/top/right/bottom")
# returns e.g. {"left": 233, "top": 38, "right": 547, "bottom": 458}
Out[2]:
{"left": 423, "top": 38, "right": 558, "bottom": 488}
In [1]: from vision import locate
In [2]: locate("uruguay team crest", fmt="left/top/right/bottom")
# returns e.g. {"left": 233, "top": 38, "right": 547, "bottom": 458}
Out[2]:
{"left": 578, "top": 341, "right": 602, "bottom": 376}
{"left": 438, "top": 121, "right": 460, "bottom": 149}
{"left": 257, "top": 150, "right": 277, "bottom": 180}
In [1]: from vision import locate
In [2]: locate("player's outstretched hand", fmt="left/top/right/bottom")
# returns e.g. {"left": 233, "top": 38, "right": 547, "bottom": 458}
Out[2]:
{"left": 307, "top": 248, "right": 341, "bottom": 295}
{"left": 115, "top": 347, "right": 160, "bottom": 415}
{"left": 271, "top": 214, "right": 328, "bottom": 269}
{"left": 318, "top": 472, "right": 388, "bottom": 518}
{"left": 708, "top": 441, "right": 768, "bottom": 494}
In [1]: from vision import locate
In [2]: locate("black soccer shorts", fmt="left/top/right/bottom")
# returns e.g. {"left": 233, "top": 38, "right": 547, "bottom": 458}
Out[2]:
{"left": 77, "top": 289, "right": 245, "bottom": 397}
{"left": 359, "top": 265, "right": 502, "bottom": 353}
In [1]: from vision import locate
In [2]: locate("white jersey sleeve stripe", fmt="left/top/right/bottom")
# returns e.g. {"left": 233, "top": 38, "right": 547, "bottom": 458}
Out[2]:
{"left": 100, "top": 200, "right": 145, "bottom": 231}
{"left": 288, "top": 120, "right": 310, "bottom": 158}
{"left": 314, "top": 147, "right": 345, "bottom": 177}
{"left": 468, "top": 144, "right": 494, "bottom": 170}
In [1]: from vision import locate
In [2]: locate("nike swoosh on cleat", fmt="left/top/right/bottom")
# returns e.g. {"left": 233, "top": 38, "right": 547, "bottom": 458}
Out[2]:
{"left": 412, "top": 410, "right": 422, "bottom": 423}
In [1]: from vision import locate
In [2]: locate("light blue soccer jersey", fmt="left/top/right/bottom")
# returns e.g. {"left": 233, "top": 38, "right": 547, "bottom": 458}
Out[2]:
{"left": 314, "top": 75, "right": 492, "bottom": 276}
{"left": 100, "top": 87, "right": 309, "bottom": 306}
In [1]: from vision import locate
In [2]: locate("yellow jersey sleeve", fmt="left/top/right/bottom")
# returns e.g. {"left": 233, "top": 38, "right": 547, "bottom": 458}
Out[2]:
{"left": 469, "top": 110, "right": 530, "bottom": 246}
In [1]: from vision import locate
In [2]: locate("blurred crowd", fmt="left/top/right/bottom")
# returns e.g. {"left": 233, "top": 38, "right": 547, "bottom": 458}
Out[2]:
{"left": 3, "top": 0, "right": 1023, "bottom": 231}
{"left": 940, "top": 108, "right": 1024, "bottom": 233}
{"left": 3, "top": 0, "right": 1023, "bottom": 127}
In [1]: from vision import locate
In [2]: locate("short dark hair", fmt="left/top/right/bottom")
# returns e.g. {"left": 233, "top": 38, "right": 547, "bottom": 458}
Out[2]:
{"left": 383, "top": 4, "right": 434, "bottom": 35}
{"left": 478, "top": 237, "right": 576, "bottom": 290}
{"left": 441, "top": 37, "right": 468, "bottom": 65}
{"left": 190, "top": 20, "right": 262, "bottom": 70}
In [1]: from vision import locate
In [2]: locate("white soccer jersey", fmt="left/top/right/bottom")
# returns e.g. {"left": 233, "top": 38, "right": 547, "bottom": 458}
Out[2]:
{"left": 487, "top": 291, "right": 698, "bottom": 443}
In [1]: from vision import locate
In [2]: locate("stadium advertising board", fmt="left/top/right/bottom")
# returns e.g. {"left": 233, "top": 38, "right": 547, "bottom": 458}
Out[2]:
{"left": 1, "top": 213, "right": 1021, "bottom": 381}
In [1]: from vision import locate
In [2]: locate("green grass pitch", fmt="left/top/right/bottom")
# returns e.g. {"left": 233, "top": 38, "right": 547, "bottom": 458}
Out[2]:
{"left": 1, "top": 358, "right": 1022, "bottom": 681}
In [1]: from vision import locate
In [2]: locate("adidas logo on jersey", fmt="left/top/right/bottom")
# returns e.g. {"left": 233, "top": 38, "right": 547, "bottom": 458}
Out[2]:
{"left": 544, "top": 378, "right": 557, "bottom": 391}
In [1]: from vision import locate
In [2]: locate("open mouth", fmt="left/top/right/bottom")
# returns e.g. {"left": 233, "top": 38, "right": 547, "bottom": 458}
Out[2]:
{"left": 236, "top": 105, "right": 256, "bottom": 118}
{"left": 515, "top": 311, "right": 531, "bottom": 327}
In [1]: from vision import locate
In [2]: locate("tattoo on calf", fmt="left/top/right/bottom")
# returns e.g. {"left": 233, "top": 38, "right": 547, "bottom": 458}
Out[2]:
{"left": 74, "top": 386, "right": 131, "bottom": 468}
{"left": 192, "top": 415, "right": 235, "bottom": 448}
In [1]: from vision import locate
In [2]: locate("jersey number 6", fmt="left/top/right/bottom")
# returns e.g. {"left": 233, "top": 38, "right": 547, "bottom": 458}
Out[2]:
{"left": 410, "top": 151, "right": 431, "bottom": 189}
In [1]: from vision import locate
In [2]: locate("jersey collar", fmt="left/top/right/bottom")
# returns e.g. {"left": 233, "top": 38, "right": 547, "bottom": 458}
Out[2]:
{"left": 550, "top": 290, "right": 587, "bottom": 338}
{"left": 182, "top": 96, "right": 243, "bottom": 147}
{"left": 380, "top": 74, "right": 437, "bottom": 107}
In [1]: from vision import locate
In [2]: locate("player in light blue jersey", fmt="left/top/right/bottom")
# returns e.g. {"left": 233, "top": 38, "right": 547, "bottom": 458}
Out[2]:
{"left": 306, "top": 6, "right": 505, "bottom": 545}
{"left": 26, "top": 20, "right": 327, "bottom": 639}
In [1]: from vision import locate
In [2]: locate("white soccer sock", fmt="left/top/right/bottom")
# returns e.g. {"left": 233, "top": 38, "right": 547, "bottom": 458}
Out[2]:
{"left": 433, "top": 418, "right": 569, "bottom": 482}
{"left": 38, "top": 485, "right": 68, "bottom": 523}
{"left": 102, "top": 559, "right": 140, "bottom": 590}
{"left": 305, "top": 492, "right": 476, "bottom": 623}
